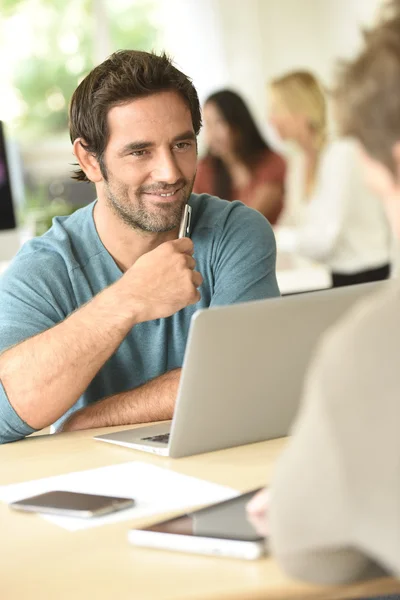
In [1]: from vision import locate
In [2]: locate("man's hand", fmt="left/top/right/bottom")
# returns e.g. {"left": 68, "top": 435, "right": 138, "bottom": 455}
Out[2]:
{"left": 246, "top": 487, "right": 269, "bottom": 537}
{"left": 121, "top": 237, "right": 203, "bottom": 323}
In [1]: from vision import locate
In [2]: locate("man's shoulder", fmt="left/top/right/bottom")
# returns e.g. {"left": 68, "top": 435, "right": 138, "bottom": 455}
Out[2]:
{"left": 43, "top": 201, "right": 96, "bottom": 249}
{"left": 189, "top": 192, "right": 234, "bottom": 227}
{"left": 6, "top": 202, "right": 97, "bottom": 275}
{"left": 190, "top": 193, "right": 272, "bottom": 233}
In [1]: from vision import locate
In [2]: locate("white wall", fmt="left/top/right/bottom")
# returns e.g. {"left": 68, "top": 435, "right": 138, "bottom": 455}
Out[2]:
{"left": 257, "top": 0, "right": 382, "bottom": 84}
{"left": 20, "top": 0, "right": 386, "bottom": 178}
{"left": 160, "top": 0, "right": 384, "bottom": 145}
{"left": 156, "top": 0, "right": 230, "bottom": 103}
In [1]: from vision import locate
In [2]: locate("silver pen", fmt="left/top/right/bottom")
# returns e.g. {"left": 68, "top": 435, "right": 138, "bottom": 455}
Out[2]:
{"left": 178, "top": 204, "right": 192, "bottom": 238}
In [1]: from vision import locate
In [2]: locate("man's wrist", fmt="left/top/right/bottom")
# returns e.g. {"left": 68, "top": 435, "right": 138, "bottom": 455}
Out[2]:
{"left": 98, "top": 278, "right": 146, "bottom": 328}
{"left": 57, "top": 410, "right": 82, "bottom": 433}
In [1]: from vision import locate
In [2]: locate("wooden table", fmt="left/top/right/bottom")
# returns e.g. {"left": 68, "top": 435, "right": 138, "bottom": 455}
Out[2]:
{"left": 1, "top": 426, "right": 399, "bottom": 600}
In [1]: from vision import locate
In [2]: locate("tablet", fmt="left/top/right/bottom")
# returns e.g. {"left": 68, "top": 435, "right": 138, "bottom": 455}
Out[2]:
{"left": 128, "top": 489, "right": 267, "bottom": 560}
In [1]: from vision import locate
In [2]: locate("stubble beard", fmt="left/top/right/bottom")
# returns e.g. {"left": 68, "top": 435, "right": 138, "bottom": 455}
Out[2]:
{"left": 104, "top": 176, "right": 195, "bottom": 233}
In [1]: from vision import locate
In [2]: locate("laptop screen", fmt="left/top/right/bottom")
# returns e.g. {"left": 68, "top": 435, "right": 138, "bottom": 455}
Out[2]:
{"left": 0, "top": 121, "right": 17, "bottom": 231}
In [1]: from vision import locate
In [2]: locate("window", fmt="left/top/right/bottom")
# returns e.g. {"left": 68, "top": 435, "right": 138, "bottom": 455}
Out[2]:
{"left": 0, "top": 0, "right": 160, "bottom": 230}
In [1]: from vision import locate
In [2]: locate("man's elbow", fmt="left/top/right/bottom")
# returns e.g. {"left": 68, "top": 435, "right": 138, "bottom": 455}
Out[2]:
{"left": 272, "top": 547, "right": 372, "bottom": 585}
{"left": 0, "top": 423, "right": 31, "bottom": 444}
{"left": 0, "top": 383, "right": 38, "bottom": 444}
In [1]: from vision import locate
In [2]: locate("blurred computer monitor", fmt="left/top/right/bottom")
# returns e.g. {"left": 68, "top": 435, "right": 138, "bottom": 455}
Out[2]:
{"left": 0, "top": 121, "right": 24, "bottom": 262}
{"left": 0, "top": 120, "right": 17, "bottom": 231}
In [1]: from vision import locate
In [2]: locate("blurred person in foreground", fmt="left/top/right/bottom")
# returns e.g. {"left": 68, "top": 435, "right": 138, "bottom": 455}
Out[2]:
{"left": 248, "top": 0, "right": 400, "bottom": 585}
{"left": 269, "top": 71, "right": 392, "bottom": 287}
{"left": 0, "top": 51, "right": 279, "bottom": 444}
{"left": 193, "top": 89, "right": 286, "bottom": 224}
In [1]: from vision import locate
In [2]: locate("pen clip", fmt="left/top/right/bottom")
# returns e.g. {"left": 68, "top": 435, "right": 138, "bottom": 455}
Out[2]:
{"left": 185, "top": 205, "right": 192, "bottom": 236}
{"left": 179, "top": 204, "right": 192, "bottom": 238}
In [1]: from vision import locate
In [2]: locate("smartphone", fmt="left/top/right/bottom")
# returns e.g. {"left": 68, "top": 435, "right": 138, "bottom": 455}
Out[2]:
{"left": 128, "top": 489, "right": 267, "bottom": 560}
{"left": 178, "top": 204, "right": 192, "bottom": 238}
{"left": 9, "top": 490, "right": 135, "bottom": 518}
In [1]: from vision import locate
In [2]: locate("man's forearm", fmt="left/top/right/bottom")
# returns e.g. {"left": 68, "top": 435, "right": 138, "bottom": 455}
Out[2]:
{"left": 0, "top": 279, "right": 138, "bottom": 430}
{"left": 60, "top": 368, "right": 181, "bottom": 433}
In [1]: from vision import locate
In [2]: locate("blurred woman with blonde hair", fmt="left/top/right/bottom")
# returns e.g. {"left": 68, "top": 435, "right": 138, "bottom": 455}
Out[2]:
{"left": 270, "top": 70, "right": 392, "bottom": 287}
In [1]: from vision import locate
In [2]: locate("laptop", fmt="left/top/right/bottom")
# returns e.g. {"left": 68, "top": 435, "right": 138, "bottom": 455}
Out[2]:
{"left": 95, "top": 280, "right": 386, "bottom": 458}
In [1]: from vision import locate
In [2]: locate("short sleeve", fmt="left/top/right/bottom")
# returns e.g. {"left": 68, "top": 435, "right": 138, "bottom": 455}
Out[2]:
{"left": 0, "top": 249, "right": 76, "bottom": 443}
{"left": 0, "top": 380, "right": 36, "bottom": 442}
{"left": 210, "top": 202, "right": 280, "bottom": 306}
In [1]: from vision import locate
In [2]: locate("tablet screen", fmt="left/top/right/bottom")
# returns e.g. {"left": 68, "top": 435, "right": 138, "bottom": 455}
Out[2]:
{"left": 144, "top": 489, "right": 265, "bottom": 542}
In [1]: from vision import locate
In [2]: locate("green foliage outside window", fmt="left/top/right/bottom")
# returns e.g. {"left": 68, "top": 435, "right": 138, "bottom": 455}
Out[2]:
{"left": 0, "top": 0, "right": 159, "bottom": 233}
{"left": 0, "top": 0, "right": 159, "bottom": 139}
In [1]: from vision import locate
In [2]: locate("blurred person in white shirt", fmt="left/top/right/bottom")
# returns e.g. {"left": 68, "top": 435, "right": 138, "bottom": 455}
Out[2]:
{"left": 269, "top": 70, "right": 393, "bottom": 287}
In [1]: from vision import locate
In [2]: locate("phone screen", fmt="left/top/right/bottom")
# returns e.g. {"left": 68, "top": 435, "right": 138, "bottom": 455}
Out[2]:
{"left": 143, "top": 489, "right": 264, "bottom": 542}
{"left": 10, "top": 490, "right": 135, "bottom": 516}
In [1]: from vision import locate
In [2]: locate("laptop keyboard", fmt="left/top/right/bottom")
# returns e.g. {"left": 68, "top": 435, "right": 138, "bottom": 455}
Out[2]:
{"left": 141, "top": 433, "right": 170, "bottom": 445}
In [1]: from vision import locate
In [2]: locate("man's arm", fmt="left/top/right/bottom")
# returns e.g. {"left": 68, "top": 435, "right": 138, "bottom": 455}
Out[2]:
{"left": 0, "top": 282, "right": 140, "bottom": 433}
{"left": 57, "top": 204, "right": 279, "bottom": 435}
{"left": 60, "top": 368, "right": 180, "bottom": 432}
{"left": 0, "top": 238, "right": 202, "bottom": 442}
{"left": 269, "top": 337, "right": 375, "bottom": 585}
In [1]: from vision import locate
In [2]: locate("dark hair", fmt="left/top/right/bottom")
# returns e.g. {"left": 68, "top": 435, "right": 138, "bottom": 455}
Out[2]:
{"left": 204, "top": 89, "right": 270, "bottom": 200}
{"left": 334, "top": 0, "right": 400, "bottom": 173}
{"left": 69, "top": 50, "right": 202, "bottom": 182}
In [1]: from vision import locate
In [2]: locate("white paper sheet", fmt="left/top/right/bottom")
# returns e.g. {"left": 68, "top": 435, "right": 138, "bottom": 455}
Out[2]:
{"left": 0, "top": 461, "right": 238, "bottom": 531}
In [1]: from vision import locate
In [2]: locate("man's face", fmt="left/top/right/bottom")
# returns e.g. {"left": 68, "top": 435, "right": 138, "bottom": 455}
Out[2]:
{"left": 100, "top": 91, "right": 197, "bottom": 233}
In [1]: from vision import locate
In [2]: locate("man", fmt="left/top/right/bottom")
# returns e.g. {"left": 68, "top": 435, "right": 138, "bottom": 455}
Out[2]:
{"left": 0, "top": 51, "right": 279, "bottom": 444}
{"left": 248, "top": 0, "right": 400, "bottom": 585}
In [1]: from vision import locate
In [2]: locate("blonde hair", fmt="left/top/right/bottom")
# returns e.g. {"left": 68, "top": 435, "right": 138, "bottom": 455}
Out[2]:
{"left": 270, "top": 71, "right": 327, "bottom": 151}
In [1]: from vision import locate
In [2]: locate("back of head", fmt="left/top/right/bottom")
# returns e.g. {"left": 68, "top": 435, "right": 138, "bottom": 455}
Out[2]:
{"left": 205, "top": 89, "right": 268, "bottom": 164}
{"left": 69, "top": 50, "right": 202, "bottom": 182}
{"left": 270, "top": 71, "right": 327, "bottom": 150}
{"left": 335, "top": 0, "right": 400, "bottom": 174}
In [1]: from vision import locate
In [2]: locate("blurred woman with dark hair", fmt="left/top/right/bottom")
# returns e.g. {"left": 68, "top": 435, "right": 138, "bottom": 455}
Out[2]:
{"left": 194, "top": 89, "right": 286, "bottom": 224}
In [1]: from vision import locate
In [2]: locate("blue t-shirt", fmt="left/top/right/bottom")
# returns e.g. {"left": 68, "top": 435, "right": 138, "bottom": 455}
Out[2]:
{"left": 0, "top": 194, "right": 280, "bottom": 443}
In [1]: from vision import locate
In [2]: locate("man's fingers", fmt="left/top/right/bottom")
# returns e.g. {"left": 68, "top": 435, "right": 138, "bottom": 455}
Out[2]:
{"left": 172, "top": 237, "right": 194, "bottom": 255}
{"left": 192, "top": 271, "right": 203, "bottom": 288}
{"left": 185, "top": 255, "right": 196, "bottom": 270}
